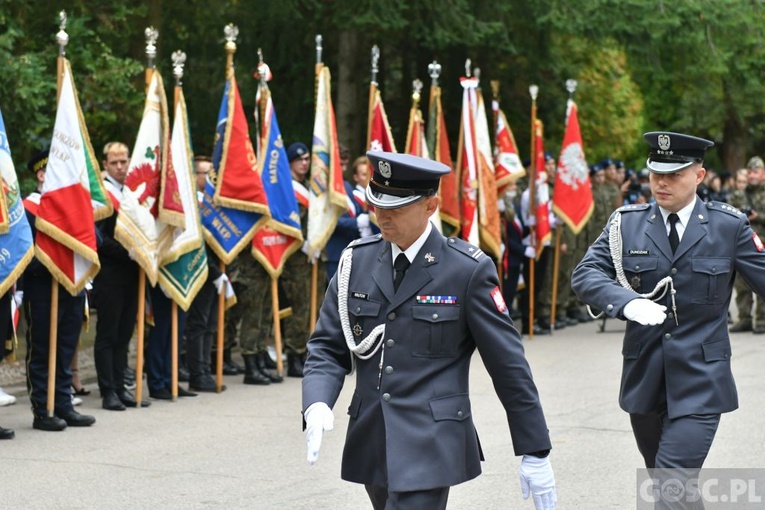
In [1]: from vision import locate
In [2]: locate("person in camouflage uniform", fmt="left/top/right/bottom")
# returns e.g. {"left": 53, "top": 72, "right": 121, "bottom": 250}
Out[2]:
{"left": 728, "top": 160, "right": 765, "bottom": 333}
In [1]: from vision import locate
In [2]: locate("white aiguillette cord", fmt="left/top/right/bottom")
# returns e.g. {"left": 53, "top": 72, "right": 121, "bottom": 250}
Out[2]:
{"left": 337, "top": 248, "right": 386, "bottom": 375}
{"left": 588, "top": 212, "right": 678, "bottom": 325}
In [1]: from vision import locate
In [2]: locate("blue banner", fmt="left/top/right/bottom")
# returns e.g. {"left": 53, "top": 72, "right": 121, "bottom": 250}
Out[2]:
{"left": 0, "top": 108, "right": 34, "bottom": 295}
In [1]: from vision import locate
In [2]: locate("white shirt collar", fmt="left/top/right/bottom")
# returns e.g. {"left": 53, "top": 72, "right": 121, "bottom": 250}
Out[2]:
{"left": 659, "top": 197, "right": 696, "bottom": 229}
{"left": 391, "top": 221, "right": 433, "bottom": 267}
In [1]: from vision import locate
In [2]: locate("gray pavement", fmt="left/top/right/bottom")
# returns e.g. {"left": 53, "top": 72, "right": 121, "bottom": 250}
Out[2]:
{"left": 0, "top": 320, "right": 763, "bottom": 509}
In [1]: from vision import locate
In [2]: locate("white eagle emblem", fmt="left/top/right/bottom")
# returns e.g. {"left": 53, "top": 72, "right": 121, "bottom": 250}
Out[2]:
{"left": 378, "top": 160, "right": 392, "bottom": 179}
{"left": 557, "top": 143, "right": 588, "bottom": 190}
{"left": 658, "top": 134, "right": 671, "bottom": 151}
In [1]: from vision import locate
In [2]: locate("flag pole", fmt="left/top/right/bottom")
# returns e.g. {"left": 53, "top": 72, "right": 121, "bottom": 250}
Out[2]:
{"left": 134, "top": 26, "right": 158, "bottom": 409}
{"left": 270, "top": 277, "right": 284, "bottom": 376}
{"left": 550, "top": 79, "right": 578, "bottom": 331}
{"left": 528, "top": 85, "right": 539, "bottom": 339}
{"left": 309, "top": 36, "right": 323, "bottom": 332}
{"left": 366, "top": 46, "right": 380, "bottom": 150}
{"left": 46, "top": 10, "right": 69, "bottom": 418}
{"left": 490, "top": 80, "right": 503, "bottom": 290}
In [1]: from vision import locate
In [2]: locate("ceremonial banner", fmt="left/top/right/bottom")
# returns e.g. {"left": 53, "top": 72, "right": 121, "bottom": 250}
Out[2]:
{"left": 252, "top": 86, "right": 302, "bottom": 278}
{"left": 474, "top": 89, "right": 501, "bottom": 258}
{"left": 115, "top": 70, "right": 169, "bottom": 286}
{"left": 35, "top": 60, "right": 111, "bottom": 295}
{"left": 553, "top": 99, "right": 593, "bottom": 234}
{"left": 492, "top": 100, "right": 525, "bottom": 191}
{"left": 367, "top": 86, "right": 397, "bottom": 152}
{"left": 212, "top": 69, "right": 270, "bottom": 214}
{"left": 0, "top": 107, "right": 34, "bottom": 295}
{"left": 427, "top": 84, "right": 460, "bottom": 234}
{"left": 157, "top": 88, "right": 207, "bottom": 310}
{"left": 533, "top": 119, "right": 551, "bottom": 257}
{"left": 456, "top": 77, "right": 479, "bottom": 246}
{"left": 405, "top": 90, "right": 442, "bottom": 234}
{"left": 306, "top": 65, "right": 348, "bottom": 258}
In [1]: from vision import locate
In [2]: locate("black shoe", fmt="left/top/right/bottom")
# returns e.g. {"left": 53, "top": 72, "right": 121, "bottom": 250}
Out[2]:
{"left": 754, "top": 326, "right": 765, "bottom": 335}
{"left": 256, "top": 353, "right": 283, "bottom": 383}
{"left": 730, "top": 320, "right": 753, "bottom": 333}
{"left": 176, "top": 386, "right": 198, "bottom": 397}
{"left": 0, "top": 426, "right": 15, "bottom": 439}
{"left": 189, "top": 375, "right": 224, "bottom": 392}
{"left": 178, "top": 365, "right": 190, "bottom": 383}
{"left": 33, "top": 415, "right": 67, "bottom": 431}
{"left": 222, "top": 361, "right": 240, "bottom": 376}
{"left": 117, "top": 389, "right": 150, "bottom": 408}
{"left": 287, "top": 354, "right": 305, "bottom": 378}
{"left": 150, "top": 387, "right": 173, "bottom": 400}
{"left": 102, "top": 393, "right": 126, "bottom": 411}
{"left": 58, "top": 410, "right": 96, "bottom": 427}
{"left": 262, "top": 353, "right": 278, "bottom": 370}
{"left": 243, "top": 354, "right": 271, "bottom": 385}
{"left": 537, "top": 317, "right": 552, "bottom": 331}
{"left": 553, "top": 316, "right": 567, "bottom": 329}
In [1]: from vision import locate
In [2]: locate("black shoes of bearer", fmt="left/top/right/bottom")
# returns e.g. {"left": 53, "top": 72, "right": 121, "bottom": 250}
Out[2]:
{"left": 33, "top": 415, "right": 67, "bottom": 431}
{"left": 0, "top": 426, "right": 14, "bottom": 439}
{"left": 117, "top": 389, "right": 151, "bottom": 408}
{"left": 58, "top": 410, "right": 96, "bottom": 427}
{"left": 189, "top": 374, "right": 226, "bottom": 393}
{"left": 176, "top": 386, "right": 197, "bottom": 398}
{"left": 102, "top": 393, "right": 126, "bottom": 411}
{"left": 287, "top": 354, "right": 305, "bottom": 378}
{"left": 150, "top": 387, "right": 173, "bottom": 400}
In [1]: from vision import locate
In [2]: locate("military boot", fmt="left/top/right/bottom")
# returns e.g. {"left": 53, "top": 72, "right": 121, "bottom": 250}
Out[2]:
{"left": 256, "top": 353, "right": 283, "bottom": 383}
{"left": 242, "top": 354, "right": 270, "bottom": 385}
{"left": 730, "top": 319, "right": 753, "bottom": 333}
{"left": 287, "top": 353, "right": 305, "bottom": 378}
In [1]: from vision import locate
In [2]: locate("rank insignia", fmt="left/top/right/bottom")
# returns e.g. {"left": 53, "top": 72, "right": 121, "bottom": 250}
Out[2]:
{"left": 630, "top": 275, "right": 641, "bottom": 291}
{"left": 424, "top": 252, "right": 435, "bottom": 263}
{"left": 353, "top": 323, "right": 363, "bottom": 337}
{"left": 416, "top": 295, "right": 457, "bottom": 304}
{"left": 754, "top": 232, "right": 765, "bottom": 252}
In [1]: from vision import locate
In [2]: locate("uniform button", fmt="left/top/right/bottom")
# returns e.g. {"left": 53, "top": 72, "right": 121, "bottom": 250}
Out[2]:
{"left": 457, "top": 410, "right": 464, "bottom": 418}
{"left": 432, "top": 313, "right": 439, "bottom": 320}
{"left": 449, "top": 238, "right": 455, "bottom": 244}
{"left": 388, "top": 312, "right": 396, "bottom": 320}
{"left": 664, "top": 333, "right": 671, "bottom": 340}
{"left": 671, "top": 268, "right": 678, "bottom": 275}
{"left": 668, "top": 312, "right": 674, "bottom": 319}
{"left": 384, "top": 366, "right": 393, "bottom": 375}
{"left": 724, "top": 353, "right": 729, "bottom": 359}
{"left": 386, "top": 339, "right": 395, "bottom": 348}
{"left": 635, "top": 265, "right": 640, "bottom": 270}
{"left": 355, "top": 306, "right": 361, "bottom": 313}
{"left": 382, "top": 393, "right": 391, "bottom": 402}
{"left": 606, "top": 304, "right": 614, "bottom": 311}
{"left": 712, "top": 267, "right": 717, "bottom": 273}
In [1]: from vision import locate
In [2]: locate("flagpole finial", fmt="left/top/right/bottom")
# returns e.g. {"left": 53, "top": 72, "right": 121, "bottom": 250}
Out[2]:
{"left": 473, "top": 67, "right": 481, "bottom": 83}
{"left": 255, "top": 49, "right": 271, "bottom": 86}
{"left": 56, "top": 10, "right": 68, "bottom": 56}
{"left": 428, "top": 60, "right": 441, "bottom": 87}
{"left": 464, "top": 59, "right": 471, "bottom": 78}
{"left": 490, "top": 80, "right": 500, "bottom": 99}
{"left": 172, "top": 50, "right": 186, "bottom": 86}
{"left": 370, "top": 45, "right": 380, "bottom": 86}
{"left": 145, "top": 27, "right": 158, "bottom": 67}
{"left": 315, "top": 34, "right": 323, "bottom": 64}
{"left": 529, "top": 84, "right": 539, "bottom": 101}
{"left": 412, "top": 79, "right": 423, "bottom": 106}
{"left": 224, "top": 23, "right": 239, "bottom": 55}
{"left": 566, "top": 79, "right": 578, "bottom": 98}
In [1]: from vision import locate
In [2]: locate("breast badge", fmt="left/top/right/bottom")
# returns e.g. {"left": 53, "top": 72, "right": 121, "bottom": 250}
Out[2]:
{"left": 352, "top": 323, "right": 363, "bottom": 337}
{"left": 630, "top": 275, "right": 641, "bottom": 291}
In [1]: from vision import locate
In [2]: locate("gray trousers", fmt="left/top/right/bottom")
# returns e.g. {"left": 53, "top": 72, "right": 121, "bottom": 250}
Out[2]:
{"left": 365, "top": 485, "right": 449, "bottom": 510}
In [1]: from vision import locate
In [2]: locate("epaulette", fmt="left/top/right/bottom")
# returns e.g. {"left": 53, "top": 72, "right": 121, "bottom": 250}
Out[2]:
{"left": 706, "top": 201, "right": 745, "bottom": 218}
{"left": 446, "top": 236, "right": 484, "bottom": 262}
{"left": 347, "top": 233, "right": 383, "bottom": 248}
{"left": 616, "top": 203, "right": 650, "bottom": 213}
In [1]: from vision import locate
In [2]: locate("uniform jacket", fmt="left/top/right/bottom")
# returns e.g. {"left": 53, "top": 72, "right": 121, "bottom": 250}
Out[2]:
{"left": 572, "top": 200, "right": 765, "bottom": 419}
{"left": 303, "top": 226, "right": 551, "bottom": 492}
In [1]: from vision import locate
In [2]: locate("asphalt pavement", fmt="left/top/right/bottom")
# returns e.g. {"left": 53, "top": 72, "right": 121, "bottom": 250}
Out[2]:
{"left": 0, "top": 318, "right": 763, "bottom": 509}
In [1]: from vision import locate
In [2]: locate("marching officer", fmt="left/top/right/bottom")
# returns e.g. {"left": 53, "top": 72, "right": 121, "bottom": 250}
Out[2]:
{"left": 573, "top": 132, "right": 765, "bottom": 506}
{"left": 302, "top": 152, "right": 556, "bottom": 510}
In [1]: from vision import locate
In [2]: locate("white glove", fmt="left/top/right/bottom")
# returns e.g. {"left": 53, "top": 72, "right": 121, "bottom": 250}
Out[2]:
{"left": 623, "top": 298, "right": 667, "bottom": 325}
{"left": 520, "top": 454, "right": 557, "bottom": 510}
{"left": 526, "top": 215, "right": 537, "bottom": 227}
{"left": 500, "top": 243, "right": 506, "bottom": 257}
{"left": 301, "top": 240, "right": 311, "bottom": 255}
{"left": 305, "top": 402, "right": 334, "bottom": 465}
{"left": 497, "top": 199, "right": 506, "bottom": 213}
{"left": 356, "top": 213, "right": 370, "bottom": 229}
{"left": 213, "top": 273, "right": 233, "bottom": 298}
{"left": 301, "top": 241, "right": 320, "bottom": 264}
{"left": 12, "top": 290, "right": 23, "bottom": 307}
{"left": 549, "top": 214, "right": 559, "bottom": 228}
{"left": 359, "top": 226, "right": 373, "bottom": 238}
{"left": 524, "top": 246, "right": 536, "bottom": 259}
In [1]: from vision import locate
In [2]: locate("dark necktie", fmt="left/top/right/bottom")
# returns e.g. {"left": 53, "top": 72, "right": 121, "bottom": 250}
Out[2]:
{"left": 668, "top": 213, "right": 680, "bottom": 254}
{"left": 393, "top": 254, "right": 410, "bottom": 292}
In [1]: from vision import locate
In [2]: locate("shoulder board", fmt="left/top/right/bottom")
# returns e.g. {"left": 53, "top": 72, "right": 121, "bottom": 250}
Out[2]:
{"left": 616, "top": 203, "right": 650, "bottom": 213}
{"left": 347, "top": 234, "right": 383, "bottom": 248}
{"left": 447, "top": 237, "right": 484, "bottom": 262}
{"left": 707, "top": 201, "right": 744, "bottom": 218}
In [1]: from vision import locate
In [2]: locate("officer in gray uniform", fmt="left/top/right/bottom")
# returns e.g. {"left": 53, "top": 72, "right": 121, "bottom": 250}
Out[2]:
{"left": 573, "top": 132, "right": 765, "bottom": 507}
{"left": 302, "top": 152, "right": 556, "bottom": 510}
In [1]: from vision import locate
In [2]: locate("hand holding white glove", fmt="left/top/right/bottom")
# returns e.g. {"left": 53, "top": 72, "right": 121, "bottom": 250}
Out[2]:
{"left": 12, "top": 290, "right": 23, "bottom": 307}
{"left": 526, "top": 215, "right": 537, "bottom": 227}
{"left": 359, "top": 226, "right": 373, "bottom": 238}
{"left": 497, "top": 199, "right": 507, "bottom": 213}
{"left": 623, "top": 298, "right": 667, "bottom": 325}
{"left": 520, "top": 454, "right": 557, "bottom": 510}
{"left": 524, "top": 246, "right": 536, "bottom": 259}
{"left": 356, "top": 213, "right": 370, "bottom": 229}
{"left": 305, "top": 402, "right": 334, "bottom": 465}
{"left": 213, "top": 273, "right": 233, "bottom": 298}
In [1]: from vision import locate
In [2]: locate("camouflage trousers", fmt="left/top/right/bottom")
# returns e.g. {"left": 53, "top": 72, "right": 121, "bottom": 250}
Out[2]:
{"left": 279, "top": 253, "right": 326, "bottom": 356}
{"left": 734, "top": 274, "right": 765, "bottom": 324}
{"left": 225, "top": 253, "right": 271, "bottom": 356}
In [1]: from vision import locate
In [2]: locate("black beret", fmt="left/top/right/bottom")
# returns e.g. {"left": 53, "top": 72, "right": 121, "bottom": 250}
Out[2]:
{"left": 287, "top": 142, "right": 309, "bottom": 162}
{"left": 27, "top": 147, "right": 49, "bottom": 174}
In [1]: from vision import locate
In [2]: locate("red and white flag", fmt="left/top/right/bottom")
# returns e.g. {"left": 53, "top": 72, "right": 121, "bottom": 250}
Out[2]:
{"left": 553, "top": 99, "right": 593, "bottom": 234}
{"left": 367, "top": 85, "right": 397, "bottom": 153}
{"left": 457, "top": 77, "right": 479, "bottom": 246}
{"left": 532, "top": 119, "right": 551, "bottom": 258}
{"left": 427, "top": 84, "right": 460, "bottom": 235}
{"left": 492, "top": 100, "right": 525, "bottom": 192}
{"left": 474, "top": 89, "right": 501, "bottom": 258}
{"left": 405, "top": 92, "right": 442, "bottom": 233}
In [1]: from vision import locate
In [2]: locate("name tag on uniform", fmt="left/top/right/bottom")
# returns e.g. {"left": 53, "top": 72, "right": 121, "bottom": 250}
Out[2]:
{"left": 629, "top": 249, "right": 650, "bottom": 255}
{"left": 352, "top": 292, "right": 369, "bottom": 300}
{"left": 416, "top": 295, "right": 458, "bottom": 304}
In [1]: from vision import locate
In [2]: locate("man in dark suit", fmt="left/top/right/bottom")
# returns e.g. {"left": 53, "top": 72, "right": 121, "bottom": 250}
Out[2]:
{"left": 302, "top": 152, "right": 556, "bottom": 510}
{"left": 573, "top": 131, "right": 765, "bottom": 507}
